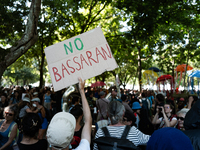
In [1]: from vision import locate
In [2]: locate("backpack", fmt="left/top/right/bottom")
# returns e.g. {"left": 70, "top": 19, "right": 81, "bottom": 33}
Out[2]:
{"left": 94, "top": 126, "right": 140, "bottom": 150}
{"left": 141, "top": 98, "right": 149, "bottom": 110}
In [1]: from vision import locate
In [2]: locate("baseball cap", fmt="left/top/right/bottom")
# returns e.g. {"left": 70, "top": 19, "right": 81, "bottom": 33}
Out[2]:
{"left": 33, "top": 92, "right": 38, "bottom": 95}
{"left": 47, "top": 112, "right": 76, "bottom": 149}
{"left": 31, "top": 97, "right": 40, "bottom": 102}
{"left": 22, "top": 97, "right": 30, "bottom": 103}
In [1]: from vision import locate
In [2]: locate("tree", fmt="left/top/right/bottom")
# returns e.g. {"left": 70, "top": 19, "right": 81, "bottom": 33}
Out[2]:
{"left": 0, "top": 0, "right": 41, "bottom": 84}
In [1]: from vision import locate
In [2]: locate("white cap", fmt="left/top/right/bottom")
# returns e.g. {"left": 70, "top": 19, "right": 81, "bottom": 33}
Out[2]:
{"left": 33, "top": 92, "right": 38, "bottom": 95}
{"left": 31, "top": 97, "right": 40, "bottom": 102}
{"left": 22, "top": 97, "right": 30, "bottom": 103}
{"left": 47, "top": 112, "right": 76, "bottom": 149}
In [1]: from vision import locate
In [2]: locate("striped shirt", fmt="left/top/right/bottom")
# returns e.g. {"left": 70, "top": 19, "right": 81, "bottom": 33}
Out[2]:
{"left": 93, "top": 125, "right": 150, "bottom": 150}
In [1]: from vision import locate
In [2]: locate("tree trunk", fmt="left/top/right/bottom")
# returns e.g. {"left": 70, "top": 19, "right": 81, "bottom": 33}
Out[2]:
{"left": 39, "top": 44, "right": 45, "bottom": 89}
{"left": 138, "top": 47, "right": 142, "bottom": 92}
{"left": 0, "top": 0, "right": 41, "bottom": 85}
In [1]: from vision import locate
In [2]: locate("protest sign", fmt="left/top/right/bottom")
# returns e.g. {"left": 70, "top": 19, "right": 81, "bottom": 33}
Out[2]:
{"left": 45, "top": 27, "right": 118, "bottom": 91}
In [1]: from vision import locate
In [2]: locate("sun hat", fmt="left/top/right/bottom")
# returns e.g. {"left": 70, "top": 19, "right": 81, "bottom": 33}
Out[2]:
{"left": 46, "top": 112, "right": 76, "bottom": 149}
{"left": 31, "top": 97, "right": 40, "bottom": 102}
{"left": 132, "top": 102, "right": 141, "bottom": 110}
{"left": 22, "top": 97, "right": 30, "bottom": 103}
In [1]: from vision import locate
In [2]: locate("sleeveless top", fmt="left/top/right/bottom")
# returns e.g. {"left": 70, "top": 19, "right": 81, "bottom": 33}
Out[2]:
{"left": 44, "top": 94, "right": 51, "bottom": 103}
{"left": 0, "top": 120, "right": 16, "bottom": 148}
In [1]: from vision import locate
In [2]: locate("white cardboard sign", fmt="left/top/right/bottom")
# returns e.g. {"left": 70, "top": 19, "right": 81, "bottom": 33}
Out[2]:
{"left": 45, "top": 27, "right": 118, "bottom": 91}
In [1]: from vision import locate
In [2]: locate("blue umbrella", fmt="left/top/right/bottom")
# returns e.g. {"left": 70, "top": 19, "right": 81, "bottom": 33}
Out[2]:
{"left": 188, "top": 70, "right": 200, "bottom": 78}
{"left": 188, "top": 70, "right": 200, "bottom": 95}
{"left": 148, "top": 67, "right": 162, "bottom": 72}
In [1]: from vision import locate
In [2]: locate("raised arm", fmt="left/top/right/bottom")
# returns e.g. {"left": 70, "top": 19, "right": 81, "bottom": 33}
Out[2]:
{"left": 78, "top": 78, "right": 92, "bottom": 144}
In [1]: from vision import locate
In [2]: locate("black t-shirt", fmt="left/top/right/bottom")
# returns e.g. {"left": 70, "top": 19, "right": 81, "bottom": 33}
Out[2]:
{"left": 18, "top": 139, "right": 48, "bottom": 150}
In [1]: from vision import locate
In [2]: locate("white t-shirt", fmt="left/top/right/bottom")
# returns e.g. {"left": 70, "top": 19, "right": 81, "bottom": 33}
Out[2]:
{"left": 74, "top": 139, "right": 90, "bottom": 150}
{"left": 159, "top": 116, "right": 177, "bottom": 128}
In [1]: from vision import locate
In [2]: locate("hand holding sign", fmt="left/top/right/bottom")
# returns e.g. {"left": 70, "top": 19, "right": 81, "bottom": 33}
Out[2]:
{"left": 78, "top": 77, "right": 85, "bottom": 92}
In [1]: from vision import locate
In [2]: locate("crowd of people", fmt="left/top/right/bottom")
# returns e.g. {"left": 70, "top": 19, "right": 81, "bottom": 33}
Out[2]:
{"left": 0, "top": 80, "right": 200, "bottom": 150}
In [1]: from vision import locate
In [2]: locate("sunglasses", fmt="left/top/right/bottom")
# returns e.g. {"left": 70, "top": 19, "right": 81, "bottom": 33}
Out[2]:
{"left": 5, "top": 112, "right": 14, "bottom": 116}
{"left": 177, "top": 117, "right": 184, "bottom": 121}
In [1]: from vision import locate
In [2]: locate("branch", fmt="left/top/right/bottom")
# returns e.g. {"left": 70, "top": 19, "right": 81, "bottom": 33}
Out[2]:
{"left": 4, "top": 0, "right": 41, "bottom": 67}
{"left": 85, "top": 1, "right": 108, "bottom": 31}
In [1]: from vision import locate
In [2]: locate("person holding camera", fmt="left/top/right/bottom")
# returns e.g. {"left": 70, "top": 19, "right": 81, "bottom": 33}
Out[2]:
{"left": 152, "top": 103, "right": 177, "bottom": 128}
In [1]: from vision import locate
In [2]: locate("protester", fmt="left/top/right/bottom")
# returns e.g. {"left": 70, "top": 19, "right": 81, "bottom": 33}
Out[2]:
{"left": 69, "top": 97, "right": 80, "bottom": 113}
{"left": 132, "top": 101, "right": 141, "bottom": 128}
{"left": 18, "top": 113, "right": 48, "bottom": 150}
{"left": 176, "top": 108, "right": 189, "bottom": 130}
{"left": 46, "top": 78, "right": 92, "bottom": 150}
{"left": 96, "top": 91, "right": 110, "bottom": 121}
{"left": 9, "top": 90, "right": 20, "bottom": 105}
{"left": 153, "top": 93, "right": 165, "bottom": 115}
{"left": 121, "top": 94, "right": 133, "bottom": 113}
{"left": 152, "top": 103, "right": 177, "bottom": 128}
{"left": 108, "top": 90, "right": 117, "bottom": 102}
{"left": 183, "top": 100, "right": 200, "bottom": 149}
{"left": 0, "top": 93, "right": 9, "bottom": 119}
{"left": 0, "top": 104, "right": 18, "bottom": 150}
{"left": 122, "top": 110, "right": 136, "bottom": 127}
{"left": 93, "top": 101, "right": 150, "bottom": 150}
{"left": 70, "top": 105, "right": 84, "bottom": 149}
{"left": 187, "top": 95, "right": 198, "bottom": 109}
{"left": 146, "top": 127, "right": 193, "bottom": 150}
{"left": 43, "top": 88, "right": 51, "bottom": 110}
{"left": 31, "top": 97, "right": 47, "bottom": 139}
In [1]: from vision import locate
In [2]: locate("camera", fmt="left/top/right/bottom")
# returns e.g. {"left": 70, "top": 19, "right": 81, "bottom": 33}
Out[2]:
{"left": 158, "top": 108, "right": 162, "bottom": 111}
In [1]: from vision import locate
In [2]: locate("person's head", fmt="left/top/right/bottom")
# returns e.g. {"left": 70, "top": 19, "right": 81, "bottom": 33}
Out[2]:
{"left": 132, "top": 101, "right": 141, "bottom": 114}
{"left": 123, "top": 111, "right": 136, "bottom": 126}
{"left": 156, "top": 93, "right": 165, "bottom": 103}
{"left": 71, "top": 97, "right": 80, "bottom": 105}
{"left": 88, "top": 92, "right": 93, "bottom": 98}
{"left": 46, "top": 88, "right": 51, "bottom": 94}
{"left": 70, "top": 105, "right": 83, "bottom": 121}
{"left": 99, "top": 91, "right": 105, "bottom": 98}
{"left": 32, "top": 92, "right": 38, "bottom": 97}
{"left": 31, "top": 97, "right": 40, "bottom": 106}
{"left": 164, "top": 103, "right": 173, "bottom": 114}
{"left": 188, "top": 95, "right": 198, "bottom": 107}
{"left": 18, "top": 97, "right": 30, "bottom": 110}
{"left": 21, "top": 113, "right": 42, "bottom": 137}
{"left": 14, "top": 90, "right": 19, "bottom": 97}
{"left": 147, "top": 91, "right": 151, "bottom": 97}
{"left": 146, "top": 128, "right": 193, "bottom": 150}
{"left": 177, "top": 97, "right": 185, "bottom": 110}
{"left": 108, "top": 101, "right": 125, "bottom": 125}
{"left": 47, "top": 112, "right": 76, "bottom": 149}
{"left": 111, "top": 90, "right": 117, "bottom": 98}
{"left": 4, "top": 104, "right": 18, "bottom": 121}
{"left": 1, "top": 93, "right": 7, "bottom": 102}
{"left": 121, "top": 94, "right": 127, "bottom": 102}
{"left": 141, "top": 92, "right": 146, "bottom": 98}
{"left": 177, "top": 108, "right": 189, "bottom": 129}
